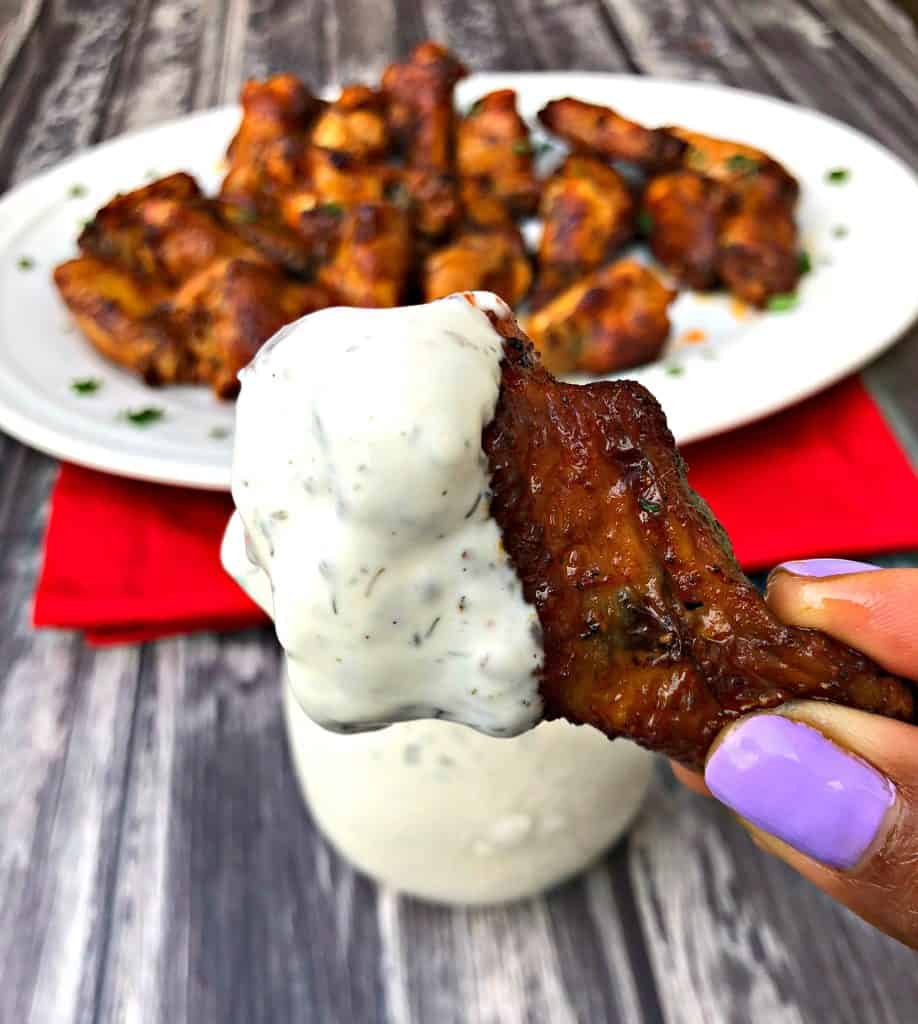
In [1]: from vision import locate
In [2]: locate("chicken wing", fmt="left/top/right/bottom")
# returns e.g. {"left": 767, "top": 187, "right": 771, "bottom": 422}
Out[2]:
{"left": 79, "top": 184, "right": 262, "bottom": 286}
{"left": 317, "top": 202, "right": 413, "bottom": 307}
{"left": 423, "top": 229, "right": 532, "bottom": 305}
{"left": 170, "top": 259, "right": 330, "bottom": 398}
{"left": 524, "top": 259, "right": 675, "bottom": 376}
{"left": 717, "top": 176, "right": 800, "bottom": 307}
{"left": 482, "top": 311, "right": 915, "bottom": 769}
{"left": 310, "top": 84, "right": 389, "bottom": 162}
{"left": 382, "top": 41, "right": 467, "bottom": 171}
{"left": 538, "top": 98, "right": 685, "bottom": 170}
{"left": 641, "top": 170, "right": 733, "bottom": 289}
{"left": 53, "top": 257, "right": 189, "bottom": 385}
{"left": 457, "top": 89, "right": 540, "bottom": 221}
{"left": 533, "top": 155, "right": 635, "bottom": 307}
{"left": 668, "top": 126, "right": 798, "bottom": 204}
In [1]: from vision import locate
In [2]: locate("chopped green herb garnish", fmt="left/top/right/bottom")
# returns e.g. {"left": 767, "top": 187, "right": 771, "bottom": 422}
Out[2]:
{"left": 71, "top": 377, "right": 101, "bottom": 395}
{"left": 832, "top": 224, "right": 848, "bottom": 238}
{"left": 68, "top": 183, "right": 88, "bottom": 198}
{"left": 319, "top": 202, "right": 344, "bottom": 217}
{"left": 687, "top": 147, "right": 707, "bottom": 169}
{"left": 665, "top": 364, "right": 684, "bottom": 377}
{"left": 121, "top": 406, "right": 164, "bottom": 426}
{"left": 637, "top": 209, "right": 654, "bottom": 234}
{"left": 797, "top": 250, "right": 812, "bottom": 275}
{"left": 209, "top": 426, "right": 230, "bottom": 440}
{"left": 17, "top": 256, "right": 34, "bottom": 271}
{"left": 638, "top": 498, "right": 662, "bottom": 515}
{"left": 531, "top": 140, "right": 554, "bottom": 158}
{"left": 512, "top": 139, "right": 533, "bottom": 155}
{"left": 726, "top": 153, "right": 760, "bottom": 175}
{"left": 767, "top": 292, "right": 798, "bottom": 312}
{"left": 825, "top": 167, "right": 850, "bottom": 184}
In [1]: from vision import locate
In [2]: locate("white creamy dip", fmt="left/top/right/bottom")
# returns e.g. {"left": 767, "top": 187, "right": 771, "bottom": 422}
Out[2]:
{"left": 224, "top": 292, "right": 544, "bottom": 737}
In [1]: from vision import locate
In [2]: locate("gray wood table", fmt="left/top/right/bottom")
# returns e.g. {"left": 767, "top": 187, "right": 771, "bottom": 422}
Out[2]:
{"left": 1, "top": 1, "right": 917, "bottom": 1021}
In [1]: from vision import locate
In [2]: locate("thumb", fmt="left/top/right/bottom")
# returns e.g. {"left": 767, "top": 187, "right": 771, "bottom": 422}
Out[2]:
{"left": 703, "top": 561, "right": 918, "bottom": 949}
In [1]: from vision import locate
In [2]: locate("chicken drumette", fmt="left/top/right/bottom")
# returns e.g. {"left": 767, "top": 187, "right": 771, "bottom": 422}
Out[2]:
{"left": 482, "top": 308, "right": 915, "bottom": 769}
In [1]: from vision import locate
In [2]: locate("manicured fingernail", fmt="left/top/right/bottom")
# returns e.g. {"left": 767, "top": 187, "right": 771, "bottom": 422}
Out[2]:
{"left": 773, "top": 558, "right": 881, "bottom": 579}
{"left": 704, "top": 716, "right": 894, "bottom": 870}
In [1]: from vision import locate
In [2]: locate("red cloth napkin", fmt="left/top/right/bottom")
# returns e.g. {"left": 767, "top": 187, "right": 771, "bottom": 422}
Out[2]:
{"left": 33, "top": 376, "right": 918, "bottom": 646}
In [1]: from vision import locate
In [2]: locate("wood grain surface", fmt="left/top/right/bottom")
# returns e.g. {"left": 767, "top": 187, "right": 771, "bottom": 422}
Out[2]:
{"left": 0, "top": 2, "right": 916, "bottom": 1022}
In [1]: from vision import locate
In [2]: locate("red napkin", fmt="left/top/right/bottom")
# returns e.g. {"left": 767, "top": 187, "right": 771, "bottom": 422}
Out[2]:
{"left": 33, "top": 376, "right": 918, "bottom": 646}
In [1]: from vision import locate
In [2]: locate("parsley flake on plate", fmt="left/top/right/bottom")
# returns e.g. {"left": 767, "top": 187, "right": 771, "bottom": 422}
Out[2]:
{"left": 71, "top": 377, "right": 101, "bottom": 395}
{"left": 767, "top": 292, "right": 798, "bottom": 312}
{"left": 825, "top": 167, "right": 850, "bottom": 184}
{"left": 121, "top": 406, "right": 165, "bottom": 426}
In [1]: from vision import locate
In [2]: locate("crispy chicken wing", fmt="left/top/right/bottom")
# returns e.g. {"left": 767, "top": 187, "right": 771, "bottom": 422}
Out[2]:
{"left": 424, "top": 229, "right": 532, "bottom": 305}
{"left": 525, "top": 259, "right": 675, "bottom": 376}
{"left": 533, "top": 155, "right": 635, "bottom": 307}
{"left": 669, "top": 126, "right": 799, "bottom": 204}
{"left": 79, "top": 182, "right": 262, "bottom": 286}
{"left": 717, "top": 176, "right": 800, "bottom": 306}
{"left": 457, "top": 89, "right": 540, "bottom": 220}
{"left": 538, "top": 98, "right": 685, "bottom": 171}
{"left": 482, "top": 313, "right": 915, "bottom": 769}
{"left": 169, "top": 259, "right": 330, "bottom": 398}
{"left": 395, "top": 168, "right": 462, "bottom": 239}
{"left": 317, "top": 202, "right": 413, "bottom": 307}
{"left": 53, "top": 257, "right": 189, "bottom": 385}
{"left": 641, "top": 170, "right": 733, "bottom": 289}
{"left": 382, "top": 41, "right": 467, "bottom": 171}
{"left": 310, "top": 84, "right": 389, "bottom": 162}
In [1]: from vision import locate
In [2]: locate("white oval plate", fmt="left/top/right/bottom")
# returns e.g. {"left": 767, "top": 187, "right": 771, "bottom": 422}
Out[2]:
{"left": 0, "top": 74, "right": 916, "bottom": 490}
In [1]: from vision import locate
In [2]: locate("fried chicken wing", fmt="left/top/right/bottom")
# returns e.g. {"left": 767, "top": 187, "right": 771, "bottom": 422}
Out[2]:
{"left": 395, "top": 168, "right": 462, "bottom": 239}
{"left": 669, "top": 127, "right": 799, "bottom": 203}
{"left": 423, "top": 229, "right": 531, "bottom": 305}
{"left": 79, "top": 184, "right": 262, "bottom": 286}
{"left": 525, "top": 259, "right": 675, "bottom": 376}
{"left": 317, "top": 202, "right": 413, "bottom": 307}
{"left": 717, "top": 176, "right": 800, "bottom": 306}
{"left": 538, "top": 98, "right": 685, "bottom": 171}
{"left": 457, "top": 89, "right": 540, "bottom": 221}
{"left": 382, "top": 41, "right": 467, "bottom": 171}
{"left": 533, "top": 155, "right": 635, "bottom": 307}
{"left": 642, "top": 170, "right": 733, "bottom": 289}
{"left": 482, "top": 314, "right": 915, "bottom": 769}
{"left": 53, "top": 257, "right": 189, "bottom": 385}
{"left": 170, "top": 259, "right": 330, "bottom": 398}
{"left": 311, "top": 84, "right": 389, "bottom": 162}
{"left": 215, "top": 200, "right": 316, "bottom": 277}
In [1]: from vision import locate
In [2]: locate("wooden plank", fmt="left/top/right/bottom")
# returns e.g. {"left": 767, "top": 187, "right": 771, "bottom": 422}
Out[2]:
{"left": 630, "top": 772, "right": 918, "bottom": 1024}
{"left": 499, "top": 0, "right": 631, "bottom": 72}
{"left": 0, "top": 0, "right": 44, "bottom": 92}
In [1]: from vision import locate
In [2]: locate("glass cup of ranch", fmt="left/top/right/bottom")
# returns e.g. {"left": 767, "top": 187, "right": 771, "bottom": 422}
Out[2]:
{"left": 283, "top": 683, "right": 655, "bottom": 906}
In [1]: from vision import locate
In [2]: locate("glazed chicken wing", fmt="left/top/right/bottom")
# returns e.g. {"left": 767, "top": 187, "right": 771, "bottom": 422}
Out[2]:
{"left": 424, "top": 229, "right": 532, "bottom": 305}
{"left": 79, "top": 183, "right": 262, "bottom": 287}
{"left": 382, "top": 41, "right": 467, "bottom": 171}
{"left": 525, "top": 259, "right": 675, "bottom": 376}
{"left": 533, "top": 155, "right": 635, "bottom": 307}
{"left": 169, "top": 259, "right": 330, "bottom": 398}
{"left": 456, "top": 90, "right": 540, "bottom": 221}
{"left": 317, "top": 202, "right": 413, "bottom": 307}
{"left": 717, "top": 176, "right": 800, "bottom": 306}
{"left": 53, "top": 257, "right": 188, "bottom": 385}
{"left": 310, "top": 84, "right": 389, "bottom": 162}
{"left": 483, "top": 314, "right": 915, "bottom": 769}
{"left": 641, "top": 170, "right": 733, "bottom": 289}
{"left": 538, "top": 98, "right": 685, "bottom": 171}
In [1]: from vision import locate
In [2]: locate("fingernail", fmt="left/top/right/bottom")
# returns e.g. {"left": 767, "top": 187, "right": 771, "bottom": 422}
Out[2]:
{"left": 773, "top": 558, "right": 881, "bottom": 579}
{"left": 704, "top": 716, "right": 895, "bottom": 870}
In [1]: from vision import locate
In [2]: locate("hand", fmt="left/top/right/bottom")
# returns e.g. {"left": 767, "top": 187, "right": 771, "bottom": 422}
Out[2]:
{"left": 672, "top": 559, "right": 918, "bottom": 949}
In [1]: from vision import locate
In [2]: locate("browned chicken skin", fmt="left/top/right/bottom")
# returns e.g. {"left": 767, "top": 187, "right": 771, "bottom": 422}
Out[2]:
{"left": 642, "top": 170, "right": 733, "bottom": 290}
{"left": 457, "top": 89, "right": 540, "bottom": 221}
{"left": 525, "top": 260, "right": 675, "bottom": 376}
{"left": 533, "top": 154, "right": 635, "bottom": 307}
{"left": 317, "top": 202, "right": 413, "bottom": 307}
{"left": 482, "top": 311, "right": 915, "bottom": 770}
{"left": 538, "top": 98, "right": 686, "bottom": 170}
{"left": 424, "top": 229, "right": 532, "bottom": 305}
{"left": 382, "top": 41, "right": 467, "bottom": 171}
{"left": 311, "top": 84, "right": 389, "bottom": 161}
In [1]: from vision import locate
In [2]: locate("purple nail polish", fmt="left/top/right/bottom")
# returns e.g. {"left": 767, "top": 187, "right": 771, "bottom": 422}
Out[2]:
{"left": 774, "top": 558, "right": 882, "bottom": 579}
{"left": 705, "top": 716, "right": 894, "bottom": 870}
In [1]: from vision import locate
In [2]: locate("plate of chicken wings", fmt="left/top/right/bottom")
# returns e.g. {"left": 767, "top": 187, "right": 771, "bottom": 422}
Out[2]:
{"left": 0, "top": 41, "right": 916, "bottom": 489}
